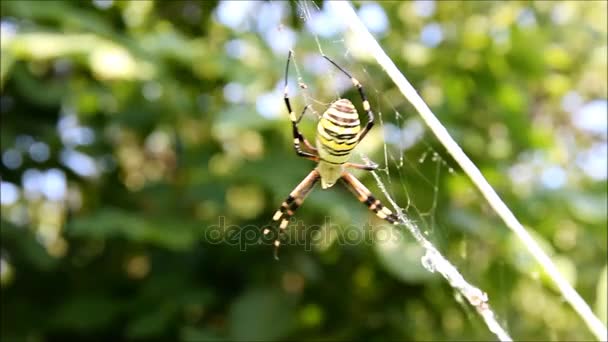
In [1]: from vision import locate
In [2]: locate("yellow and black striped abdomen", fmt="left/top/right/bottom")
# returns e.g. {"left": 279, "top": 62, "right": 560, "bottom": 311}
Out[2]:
{"left": 316, "top": 98, "right": 361, "bottom": 165}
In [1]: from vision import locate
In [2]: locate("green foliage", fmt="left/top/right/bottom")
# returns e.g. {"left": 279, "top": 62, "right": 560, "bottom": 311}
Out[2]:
{"left": 1, "top": 1, "right": 606, "bottom": 341}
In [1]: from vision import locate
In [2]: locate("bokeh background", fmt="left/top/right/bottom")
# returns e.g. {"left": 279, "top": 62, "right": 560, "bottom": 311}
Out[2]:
{"left": 1, "top": 1, "right": 606, "bottom": 341}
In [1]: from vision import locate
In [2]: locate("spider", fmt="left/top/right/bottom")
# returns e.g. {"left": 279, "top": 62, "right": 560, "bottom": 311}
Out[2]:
{"left": 265, "top": 51, "right": 399, "bottom": 258}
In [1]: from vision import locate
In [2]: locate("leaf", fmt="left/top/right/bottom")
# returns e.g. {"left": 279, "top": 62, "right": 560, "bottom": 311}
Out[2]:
{"left": 0, "top": 220, "right": 58, "bottom": 271}
{"left": 228, "top": 289, "right": 294, "bottom": 341}
{"left": 50, "top": 294, "right": 121, "bottom": 333}
{"left": 126, "top": 303, "right": 177, "bottom": 339}
{"left": 567, "top": 193, "right": 608, "bottom": 224}
{"left": 66, "top": 208, "right": 199, "bottom": 251}
{"left": 180, "top": 326, "right": 224, "bottom": 342}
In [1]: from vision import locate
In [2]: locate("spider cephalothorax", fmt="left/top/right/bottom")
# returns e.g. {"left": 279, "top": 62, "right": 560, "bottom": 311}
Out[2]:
{"left": 266, "top": 51, "right": 399, "bottom": 258}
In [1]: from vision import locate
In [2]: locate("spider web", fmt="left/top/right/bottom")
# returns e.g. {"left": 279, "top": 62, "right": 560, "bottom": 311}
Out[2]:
{"left": 291, "top": 0, "right": 453, "bottom": 256}
{"left": 279, "top": 1, "right": 512, "bottom": 340}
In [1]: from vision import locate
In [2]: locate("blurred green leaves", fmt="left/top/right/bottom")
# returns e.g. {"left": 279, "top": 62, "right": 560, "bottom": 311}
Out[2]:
{"left": 2, "top": 33, "right": 155, "bottom": 86}
{"left": 50, "top": 294, "right": 122, "bottom": 333}
{"left": 68, "top": 208, "right": 200, "bottom": 251}
{"left": 229, "top": 289, "right": 295, "bottom": 341}
{"left": 0, "top": 1, "right": 606, "bottom": 341}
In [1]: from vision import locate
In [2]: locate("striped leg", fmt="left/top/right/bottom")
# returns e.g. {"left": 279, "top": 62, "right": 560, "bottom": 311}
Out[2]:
{"left": 322, "top": 55, "right": 374, "bottom": 142}
{"left": 284, "top": 50, "right": 319, "bottom": 160}
{"left": 340, "top": 171, "right": 399, "bottom": 224}
{"left": 266, "top": 169, "right": 320, "bottom": 259}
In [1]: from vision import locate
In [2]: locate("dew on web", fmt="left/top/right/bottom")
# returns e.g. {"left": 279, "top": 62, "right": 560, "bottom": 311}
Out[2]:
{"left": 420, "top": 250, "right": 436, "bottom": 273}
{"left": 419, "top": 151, "right": 428, "bottom": 164}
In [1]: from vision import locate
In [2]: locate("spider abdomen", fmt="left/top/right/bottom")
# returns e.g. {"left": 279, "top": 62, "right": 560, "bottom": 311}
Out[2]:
{"left": 316, "top": 98, "right": 361, "bottom": 165}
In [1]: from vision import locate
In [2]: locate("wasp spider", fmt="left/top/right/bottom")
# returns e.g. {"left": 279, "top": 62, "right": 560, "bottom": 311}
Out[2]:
{"left": 265, "top": 51, "right": 399, "bottom": 258}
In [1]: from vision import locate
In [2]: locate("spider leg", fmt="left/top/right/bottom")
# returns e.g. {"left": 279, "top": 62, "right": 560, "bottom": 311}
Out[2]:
{"left": 285, "top": 50, "right": 319, "bottom": 161}
{"left": 266, "top": 169, "right": 320, "bottom": 259}
{"left": 297, "top": 104, "right": 318, "bottom": 152}
{"left": 345, "top": 161, "right": 379, "bottom": 171}
{"left": 340, "top": 171, "right": 399, "bottom": 224}
{"left": 322, "top": 55, "right": 374, "bottom": 143}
